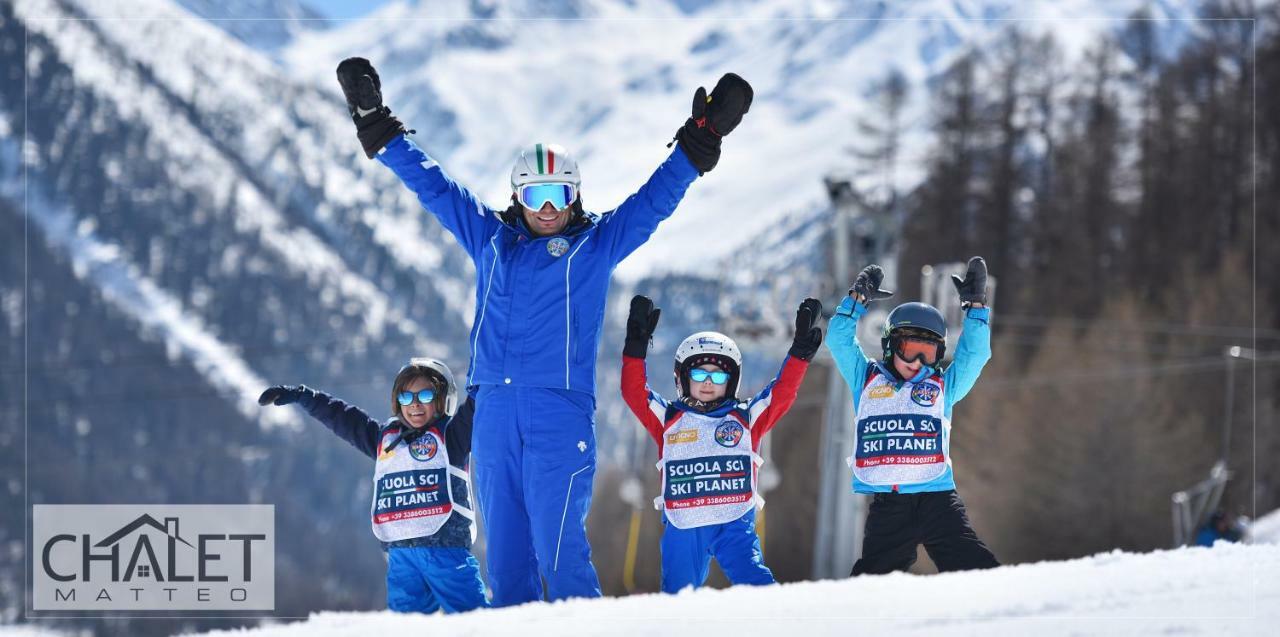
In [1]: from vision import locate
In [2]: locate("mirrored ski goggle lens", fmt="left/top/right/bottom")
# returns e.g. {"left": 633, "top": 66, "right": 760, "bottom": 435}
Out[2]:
{"left": 689, "top": 369, "right": 730, "bottom": 385}
{"left": 397, "top": 389, "right": 436, "bottom": 406}
{"left": 895, "top": 337, "right": 940, "bottom": 364}
{"left": 518, "top": 183, "right": 576, "bottom": 210}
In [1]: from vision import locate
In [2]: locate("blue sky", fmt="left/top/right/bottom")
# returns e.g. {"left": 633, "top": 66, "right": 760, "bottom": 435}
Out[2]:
{"left": 307, "top": 0, "right": 391, "bottom": 21}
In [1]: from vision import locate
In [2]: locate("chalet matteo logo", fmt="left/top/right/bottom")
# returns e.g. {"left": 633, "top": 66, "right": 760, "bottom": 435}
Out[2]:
{"left": 33, "top": 505, "right": 274, "bottom": 611}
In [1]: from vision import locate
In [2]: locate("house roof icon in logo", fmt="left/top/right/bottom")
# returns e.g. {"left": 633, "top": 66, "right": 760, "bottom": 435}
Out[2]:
{"left": 95, "top": 515, "right": 195, "bottom": 549}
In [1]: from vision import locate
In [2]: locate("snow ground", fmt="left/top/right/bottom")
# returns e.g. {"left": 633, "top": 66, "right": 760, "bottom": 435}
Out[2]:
{"left": 172, "top": 542, "right": 1278, "bottom": 637}
{"left": 1250, "top": 507, "right": 1280, "bottom": 544}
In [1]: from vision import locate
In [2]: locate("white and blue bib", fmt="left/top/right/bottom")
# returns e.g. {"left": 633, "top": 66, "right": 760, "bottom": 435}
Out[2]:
{"left": 370, "top": 425, "right": 474, "bottom": 543}
{"left": 847, "top": 371, "right": 951, "bottom": 487}
{"left": 656, "top": 409, "right": 763, "bottom": 530}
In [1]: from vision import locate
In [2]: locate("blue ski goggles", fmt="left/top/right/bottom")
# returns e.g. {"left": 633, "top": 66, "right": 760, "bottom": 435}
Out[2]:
{"left": 517, "top": 182, "right": 577, "bottom": 211}
{"left": 689, "top": 369, "right": 730, "bottom": 385}
{"left": 397, "top": 388, "right": 436, "bottom": 406}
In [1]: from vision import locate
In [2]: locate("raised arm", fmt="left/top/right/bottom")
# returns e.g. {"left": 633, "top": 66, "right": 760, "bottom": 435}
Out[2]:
{"left": 598, "top": 146, "right": 699, "bottom": 262}
{"left": 258, "top": 385, "right": 381, "bottom": 459}
{"left": 828, "top": 264, "right": 895, "bottom": 397}
{"left": 944, "top": 257, "right": 993, "bottom": 409}
{"left": 600, "top": 73, "right": 754, "bottom": 263}
{"left": 336, "top": 57, "right": 500, "bottom": 260}
{"left": 620, "top": 295, "right": 670, "bottom": 448}
{"left": 747, "top": 298, "right": 822, "bottom": 444}
{"left": 376, "top": 136, "right": 501, "bottom": 260}
{"left": 827, "top": 296, "right": 872, "bottom": 392}
{"left": 443, "top": 395, "right": 476, "bottom": 466}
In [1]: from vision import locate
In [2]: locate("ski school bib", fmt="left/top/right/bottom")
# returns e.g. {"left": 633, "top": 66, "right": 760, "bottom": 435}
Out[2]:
{"left": 370, "top": 424, "right": 475, "bottom": 543}
{"left": 847, "top": 370, "right": 950, "bottom": 487}
{"left": 655, "top": 409, "right": 763, "bottom": 530}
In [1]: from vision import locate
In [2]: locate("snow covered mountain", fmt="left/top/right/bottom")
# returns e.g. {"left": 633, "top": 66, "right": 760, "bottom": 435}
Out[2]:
{"left": 281, "top": 0, "right": 1200, "bottom": 280}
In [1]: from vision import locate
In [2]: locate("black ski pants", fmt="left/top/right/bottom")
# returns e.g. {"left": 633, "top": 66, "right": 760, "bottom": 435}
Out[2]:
{"left": 851, "top": 489, "right": 999, "bottom": 576}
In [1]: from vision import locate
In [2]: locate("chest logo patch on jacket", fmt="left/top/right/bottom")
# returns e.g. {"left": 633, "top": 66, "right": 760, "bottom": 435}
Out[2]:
{"left": 547, "top": 237, "right": 570, "bottom": 257}
{"left": 714, "top": 421, "right": 744, "bottom": 447}
{"left": 408, "top": 433, "right": 439, "bottom": 461}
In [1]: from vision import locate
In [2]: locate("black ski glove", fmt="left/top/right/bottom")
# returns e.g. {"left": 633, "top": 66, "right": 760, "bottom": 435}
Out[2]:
{"left": 674, "top": 73, "right": 754, "bottom": 174}
{"left": 257, "top": 384, "right": 315, "bottom": 407}
{"left": 849, "top": 264, "right": 894, "bottom": 304}
{"left": 951, "top": 256, "right": 988, "bottom": 306}
{"left": 624, "top": 295, "right": 661, "bottom": 359}
{"left": 789, "top": 298, "right": 824, "bottom": 361}
{"left": 336, "top": 57, "right": 407, "bottom": 159}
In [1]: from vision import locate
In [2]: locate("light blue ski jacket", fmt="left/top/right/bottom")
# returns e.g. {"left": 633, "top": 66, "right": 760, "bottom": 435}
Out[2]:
{"left": 826, "top": 295, "right": 992, "bottom": 493}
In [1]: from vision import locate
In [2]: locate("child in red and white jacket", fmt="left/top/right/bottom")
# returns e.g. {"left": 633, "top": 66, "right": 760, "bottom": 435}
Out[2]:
{"left": 619, "top": 295, "right": 823, "bottom": 592}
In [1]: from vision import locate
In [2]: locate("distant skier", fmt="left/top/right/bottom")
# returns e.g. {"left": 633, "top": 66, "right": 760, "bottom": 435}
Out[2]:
{"left": 257, "top": 359, "right": 488, "bottom": 613}
{"left": 829, "top": 257, "right": 1000, "bottom": 575}
{"left": 620, "top": 295, "right": 822, "bottom": 592}
{"left": 335, "top": 57, "right": 753, "bottom": 605}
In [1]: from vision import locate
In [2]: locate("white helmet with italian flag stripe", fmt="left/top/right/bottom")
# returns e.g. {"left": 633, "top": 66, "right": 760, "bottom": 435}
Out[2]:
{"left": 511, "top": 142, "right": 581, "bottom": 190}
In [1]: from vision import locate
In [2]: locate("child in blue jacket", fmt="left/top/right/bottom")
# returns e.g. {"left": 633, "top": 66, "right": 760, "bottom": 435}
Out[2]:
{"left": 828, "top": 257, "right": 999, "bottom": 575}
{"left": 258, "top": 358, "right": 488, "bottom": 613}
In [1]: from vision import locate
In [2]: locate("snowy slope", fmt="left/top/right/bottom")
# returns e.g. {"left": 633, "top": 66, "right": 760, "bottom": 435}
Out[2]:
{"left": 283, "top": 0, "right": 1200, "bottom": 280}
{"left": 1251, "top": 508, "right": 1280, "bottom": 544}
{"left": 180, "top": 543, "right": 1279, "bottom": 636}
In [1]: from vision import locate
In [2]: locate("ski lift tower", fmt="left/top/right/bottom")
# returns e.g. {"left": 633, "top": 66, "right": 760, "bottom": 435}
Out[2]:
{"left": 811, "top": 177, "right": 899, "bottom": 579}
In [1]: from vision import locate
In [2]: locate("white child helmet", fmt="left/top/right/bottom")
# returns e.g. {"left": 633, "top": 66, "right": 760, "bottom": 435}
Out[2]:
{"left": 404, "top": 357, "right": 460, "bottom": 418}
{"left": 673, "top": 331, "right": 743, "bottom": 402}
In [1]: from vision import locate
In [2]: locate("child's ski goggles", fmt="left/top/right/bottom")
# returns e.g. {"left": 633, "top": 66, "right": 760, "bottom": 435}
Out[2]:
{"left": 892, "top": 336, "right": 942, "bottom": 365}
{"left": 689, "top": 369, "right": 731, "bottom": 385}
{"left": 517, "top": 182, "right": 577, "bottom": 211}
{"left": 397, "top": 388, "right": 437, "bottom": 406}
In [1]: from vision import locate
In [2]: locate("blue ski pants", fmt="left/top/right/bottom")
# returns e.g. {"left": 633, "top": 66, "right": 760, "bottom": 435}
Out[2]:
{"left": 472, "top": 385, "right": 602, "bottom": 606}
{"left": 660, "top": 508, "right": 775, "bottom": 593}
{"left": 385, "top": 546, "right": 489, "bottom": 613}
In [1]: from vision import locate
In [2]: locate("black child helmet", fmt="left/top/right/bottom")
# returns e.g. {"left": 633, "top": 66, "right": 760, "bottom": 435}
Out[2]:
{"left": 881, "top": 302, "right": 948, "bottom": 363}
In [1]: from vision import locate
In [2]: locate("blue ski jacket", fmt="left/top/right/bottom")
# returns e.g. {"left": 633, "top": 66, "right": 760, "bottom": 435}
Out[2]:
{"left": 827, "top": 296, "right": 992, "bottom": 493}
{"left": 377, "top": 135, "right": 699, "bottom": 396}
{"left": 297, "top": 389, "right": 476, "bottom": 549}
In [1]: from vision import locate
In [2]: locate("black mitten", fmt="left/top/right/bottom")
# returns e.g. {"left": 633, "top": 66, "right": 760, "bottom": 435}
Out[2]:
{"left": 257, "top": 384, "right": 314, "bottom": 407}
{"left": 674, "top": 73, "right": 753, "bottom": 174}
{"left": 623, "top": 295, "right": 661, "bottom": 359}
{"left": 849, "top": 264, "right": 894, "bottom": 304}
{"left": 336, "top": 57, "right": 406, "bottom": 158}
{"left": 951, "top": 256, "right": 989, "bottom": 306}
{"left": 789, "top": 298, "right": 824, "bottom": 361}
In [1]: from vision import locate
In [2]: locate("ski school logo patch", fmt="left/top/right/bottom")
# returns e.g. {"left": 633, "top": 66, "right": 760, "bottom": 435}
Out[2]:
{"left": 714, "top": 421, "right": 744, "bottom": 448}
{"left": 911, "top": 382, "right": 941, "bottom": 407}
{"left": 408, "top": 433, "right": 439, "bottom": 461}
{"left": 547, "top": 237, "right": 570, "bottom": 257}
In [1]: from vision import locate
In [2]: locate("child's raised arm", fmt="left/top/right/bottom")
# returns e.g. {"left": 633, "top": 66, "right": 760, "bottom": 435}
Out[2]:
{"left": 620, "top": 295, "right": 669, "bottom": 447}
{"left": 746, "top": 298, "right": 822, "bottom": 444}
{"left": 259, "top": 385, "right": 381, "bottom": 459}
{"left": 828, "top": 264, "right": 894, "bottom": 392}
{"left": 945, "top": 257, "right": 993, "bottom": 408}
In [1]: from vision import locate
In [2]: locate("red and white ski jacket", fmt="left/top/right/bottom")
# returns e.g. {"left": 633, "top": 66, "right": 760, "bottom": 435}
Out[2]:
{"left": 620, "top": 354, "right": 809, "bottom": 457}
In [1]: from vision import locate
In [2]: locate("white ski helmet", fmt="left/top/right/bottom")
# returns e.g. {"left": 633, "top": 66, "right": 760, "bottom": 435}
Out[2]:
{"left": 400, "top": 357, "right": 461, "bottom": 418}
{"left": 510, "top": 142, "right": 581, "bottom": 191}
{"left": 673, "top": 331, "right": 743, "bottom": 402}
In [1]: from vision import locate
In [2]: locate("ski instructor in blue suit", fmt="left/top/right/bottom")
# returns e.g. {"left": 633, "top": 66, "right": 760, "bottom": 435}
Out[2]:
{"left": 335, "top": 57, "right": 753, "bottom": 606}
